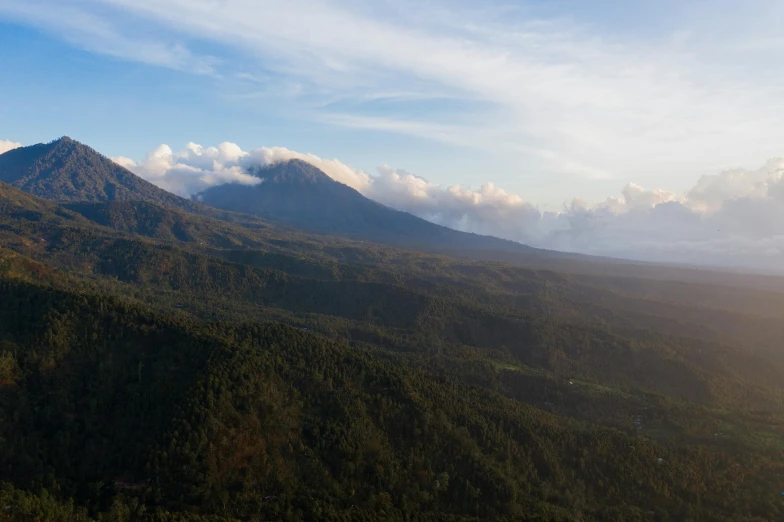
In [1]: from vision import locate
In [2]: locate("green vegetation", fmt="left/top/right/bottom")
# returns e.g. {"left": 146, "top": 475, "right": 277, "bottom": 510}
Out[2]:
{"left": 1, "top": 153, "right": 784, "bottom": 521}
{"left": 0, "top": 137, "right": 202, "bottom": 212}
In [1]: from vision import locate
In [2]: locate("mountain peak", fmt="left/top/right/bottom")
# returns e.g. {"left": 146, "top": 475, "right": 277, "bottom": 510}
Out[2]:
{"left": 197, "top": 158, "right": 541, "bottom": 257}
{"left": 251, "top": 158, "right": 336, "bottom": 186}
{"left": 0, "top": 136, "right": 201, "bottom": 212}
{"left": 43, "top": 136, "right": 77, "bottom": 151}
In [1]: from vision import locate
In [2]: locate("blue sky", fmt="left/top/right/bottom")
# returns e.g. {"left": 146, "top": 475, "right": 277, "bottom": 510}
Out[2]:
{"left": 3, "top": 0, "right": 783, "bottom": 206}
{"left": 4, "top": 0, "right": 784, "bottom": 271}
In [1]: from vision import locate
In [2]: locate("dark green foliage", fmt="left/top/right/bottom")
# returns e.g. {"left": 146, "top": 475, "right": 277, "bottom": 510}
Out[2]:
{"left": 1, "top": 160, "right": 784, "bottom": 520}
{"left": 2, "top": 279, "right": 782, "bottom": 521}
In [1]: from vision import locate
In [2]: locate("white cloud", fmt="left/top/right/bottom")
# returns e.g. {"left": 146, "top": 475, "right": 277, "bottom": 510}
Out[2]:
{"left": 367, "top": 166, "right": 542, "bottom": 239}
{"left": 0, "top": 139, "right": 21, "bottom": 155}
{"left": 7, "top": 0, "right": 784, "bottom": 191}
{"left": 117, "top": 141, "right": 784, "bottom": 272}
{"left": 0, "top": 1, "right": 217, "bottom": 74}
{"left": 686, "top": 158, "right": 784, "bottom": 212}
{"left": 114, "top": 142, "right": 378, "bottom": 198}
{"left": 112, "top": 143, "right": 262, "bottom": 197}
{"left": 244, "top": 147, "right": 373, "bottom": 192}
{"left": 536, "top": 161, "right": 784, "bottom": 271}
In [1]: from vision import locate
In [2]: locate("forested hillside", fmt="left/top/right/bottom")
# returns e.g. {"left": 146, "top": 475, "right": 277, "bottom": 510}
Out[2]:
{"left": 0, "top": 138, "right": 203, "bottom": 212}
{"left": 2, "top": 278, "right": 783, "bottom": 521}
{"left": 1, "top": 159, "right": 784, "bottom": 521}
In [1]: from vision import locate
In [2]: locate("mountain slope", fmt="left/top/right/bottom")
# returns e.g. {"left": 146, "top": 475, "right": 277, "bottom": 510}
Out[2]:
{"left": 4, "top": 179, "right": 784, "bottom": 407}
{"left": 197, "top": 159, "right": 555, "bottom": 257}
{"left": 0, "top": 139, "right": 688, "bottom": 279}
{"left": 6, "top": 177, "right": 784, "bottom": 373}
{"left": 2, "top": 177, "right": 784, "bottom": 519}
{"left": 0, "top": 137, "right": 203, "bottom": 212}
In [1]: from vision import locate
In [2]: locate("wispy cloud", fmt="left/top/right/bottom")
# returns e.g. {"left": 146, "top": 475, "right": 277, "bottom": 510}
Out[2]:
{"left": 5, "top": 0, "right": 784, "bottom": 184}
{"left": 0, "top": 0, "right": 218, "bottom": 74}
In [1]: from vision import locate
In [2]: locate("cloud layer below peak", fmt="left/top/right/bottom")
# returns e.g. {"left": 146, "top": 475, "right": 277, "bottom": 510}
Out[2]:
{"left": 113, "top": 142, "right": 784, "bottom": 273}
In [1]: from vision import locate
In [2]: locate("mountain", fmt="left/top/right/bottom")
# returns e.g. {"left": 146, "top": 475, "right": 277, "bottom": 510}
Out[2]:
{"left": 5, "top": 138, "right": 777, "bottom": 289}
{"left": 0, "top": 139, "right": 664, "bottom": 275}
{"left": 197, "top": 159, "right": 557, "bottom": 258}
{"left": 0, "top": 136, "right": 202, "bottom": 212}
{"left": 2, "top": 174, "right": 784, "bottom": 520}
{"left": 194, "top": 159, "right": 784, "bottom": 286}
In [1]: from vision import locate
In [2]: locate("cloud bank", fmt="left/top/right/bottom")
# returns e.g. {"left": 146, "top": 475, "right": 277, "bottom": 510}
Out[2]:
{"left": 0, "top": 140, "right": 21, "bottom": 155}
{"left": 115, "top": 142, "right": 784, "bottom": 273}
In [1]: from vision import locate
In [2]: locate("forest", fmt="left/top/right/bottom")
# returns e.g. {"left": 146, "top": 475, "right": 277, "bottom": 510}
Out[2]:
{"left": 1, "top": 158, "right": 784, "bottom": 521}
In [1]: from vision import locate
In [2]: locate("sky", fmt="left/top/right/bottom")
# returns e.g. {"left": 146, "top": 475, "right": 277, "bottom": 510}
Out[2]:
{"left": 3, "top": 1, "right": 784, "bottom": 272}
